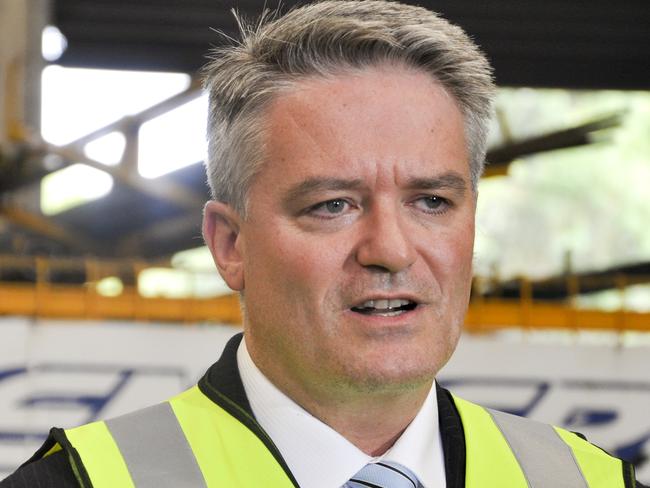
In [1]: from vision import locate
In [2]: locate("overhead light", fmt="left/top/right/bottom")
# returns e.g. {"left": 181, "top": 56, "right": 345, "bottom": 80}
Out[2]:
{"left": 42, "top": 25, "right": 67, "bottom": 62}
{"left": 96, "top": 276, "right": 124, "bottom": 297}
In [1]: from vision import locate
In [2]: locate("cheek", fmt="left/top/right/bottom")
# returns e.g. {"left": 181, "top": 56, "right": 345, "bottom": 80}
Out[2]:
{"left": 243, "top": 226, "right": 343, "bottom": 307}
{"left": 448, "top": 215, "right": 475, "bottom": 265}
{"left": 451, "top": 233, "right": 475, "bottom": 278}
{"left": 422, "top": 224, "right": 475, "bottom": 292}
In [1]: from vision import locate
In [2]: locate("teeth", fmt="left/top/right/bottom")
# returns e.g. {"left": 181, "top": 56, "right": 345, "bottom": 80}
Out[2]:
{"left": 359, "top": 298, "right": 411, "bottom": 310}
{"left": 375, "top": 299, "right": 388, "bottom": 309}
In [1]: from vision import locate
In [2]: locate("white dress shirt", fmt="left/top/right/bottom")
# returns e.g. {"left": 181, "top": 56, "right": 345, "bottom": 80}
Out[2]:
{"left": 237, "top": 338, "right": 447, "bottom": 488}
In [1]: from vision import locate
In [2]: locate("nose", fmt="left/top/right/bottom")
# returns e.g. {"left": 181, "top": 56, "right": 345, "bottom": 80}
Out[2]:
{"left": 355, "top": 204, "right": 417, "bottom": 273}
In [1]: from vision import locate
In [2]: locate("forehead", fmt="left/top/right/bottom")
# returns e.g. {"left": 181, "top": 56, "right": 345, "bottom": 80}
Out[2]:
{"left": 257, "top": 65, "right": 468, "bottom": 187}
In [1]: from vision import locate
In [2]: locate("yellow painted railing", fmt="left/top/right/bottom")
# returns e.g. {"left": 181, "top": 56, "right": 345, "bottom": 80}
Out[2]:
{"left": 0, "top": 283, "right": 242, "bottom": 324}
{"left": 1, "top": 283, "right": 649, "bottom": 332}
{"left": 465, "top": 300, "right": 649, "bottom": 333}
{"left": 0, "top": 255, "right": 648, "bottom": 331}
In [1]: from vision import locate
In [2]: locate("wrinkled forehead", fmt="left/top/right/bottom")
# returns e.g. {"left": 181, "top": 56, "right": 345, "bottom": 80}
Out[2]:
{"left": 253, "top": 65, "right": 469, "bottom": 189}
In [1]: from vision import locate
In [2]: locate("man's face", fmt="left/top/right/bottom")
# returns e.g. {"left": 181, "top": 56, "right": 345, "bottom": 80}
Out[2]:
{"left": 221, "top": 65, "right": 475, "bottom": 399}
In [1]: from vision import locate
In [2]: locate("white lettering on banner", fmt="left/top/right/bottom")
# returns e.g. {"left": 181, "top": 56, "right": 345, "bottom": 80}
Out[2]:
{"left": 0, "top": 318, "right": 240, "bottom": 478}
{"left": 0, "top": 318, "right": 648, "bottom": 484}
{"left": 0, "top": 364, "right": 199, "bottom": 475}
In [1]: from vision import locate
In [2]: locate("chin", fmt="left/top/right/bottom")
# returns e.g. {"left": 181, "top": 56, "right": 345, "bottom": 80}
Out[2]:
{"left": 333, "top": 332, "right": 454, "bottom": 391}
{"left": 336, "top": 358, "right": 438, "bottom": 394}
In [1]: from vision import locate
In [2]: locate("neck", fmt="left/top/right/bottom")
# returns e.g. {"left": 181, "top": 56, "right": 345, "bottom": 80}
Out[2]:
{"left": 246, "top": 337, "right": 432, "bottom": 456}
{"left": 299, "top": 384, "right": 432, "bottom": 456}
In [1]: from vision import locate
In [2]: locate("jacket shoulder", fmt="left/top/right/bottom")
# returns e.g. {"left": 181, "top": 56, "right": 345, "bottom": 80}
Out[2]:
{"left": 0, "top": 449, "right": 80, "bottom": 487}
{"left": 451, "top": 394, "right": 636, "bottom": 488}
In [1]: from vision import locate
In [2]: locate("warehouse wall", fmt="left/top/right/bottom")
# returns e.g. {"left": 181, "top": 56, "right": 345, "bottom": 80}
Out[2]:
{"left": 1, "top": 317, "right": 649, "bottom": 482}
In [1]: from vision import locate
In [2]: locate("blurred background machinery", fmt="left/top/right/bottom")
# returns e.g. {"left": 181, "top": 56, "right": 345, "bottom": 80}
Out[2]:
{"left": 1, "top": 0, "right": 649, "bottom": 322}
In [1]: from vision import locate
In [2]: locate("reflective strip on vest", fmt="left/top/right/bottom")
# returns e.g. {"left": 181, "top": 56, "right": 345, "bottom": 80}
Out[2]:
{"left": 554, "top": 428, "right": 625, "bottom": 488}
{"left": 63, "top": 386, "right": 296, "bottom": 488}
{"left": 487, "top": 408, "right": 588, "bottom": 487}
{"left": 453, "top": 394, "right": 626, "bottom": 488}
{"left": 453, "top": 396, "right": 529, "bottom": 487}
{"left": 65, "top": 420, "right": 134, "bottom": 488}
{"left": 169, "top": 386, "right": 295, "bottom": 487}
{"left": 60, "top": 388, "right": 626, "bottom": 488}
{"left": 105, "top": 402, "right": 207, "bottom": 488}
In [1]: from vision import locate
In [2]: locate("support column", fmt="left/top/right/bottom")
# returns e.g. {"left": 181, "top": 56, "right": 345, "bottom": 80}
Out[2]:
{"left": 0, "top": 0, "right": 48, "bottom": 146}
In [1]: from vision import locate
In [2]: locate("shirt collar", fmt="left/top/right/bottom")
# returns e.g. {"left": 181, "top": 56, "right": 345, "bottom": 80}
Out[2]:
{"left": 237, "top": 337, "right": 446, "bottom": 488}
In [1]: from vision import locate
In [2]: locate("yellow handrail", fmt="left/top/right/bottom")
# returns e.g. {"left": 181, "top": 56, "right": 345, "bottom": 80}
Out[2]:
{"left": 0, "top": 255, "right": 648, "bottom": 331}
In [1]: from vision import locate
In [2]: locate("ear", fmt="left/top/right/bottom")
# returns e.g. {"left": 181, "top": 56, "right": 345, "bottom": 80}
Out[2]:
{"left": 202, "top": 200, "right": 245, "bottom": 291}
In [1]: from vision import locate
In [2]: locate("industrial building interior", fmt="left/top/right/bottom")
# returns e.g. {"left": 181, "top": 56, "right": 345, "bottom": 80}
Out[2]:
{"left": 1, "top": 0, "right": 650, "bottom": 323}
{"left": 0, "top": 0, "right": 649, "bottom": 482}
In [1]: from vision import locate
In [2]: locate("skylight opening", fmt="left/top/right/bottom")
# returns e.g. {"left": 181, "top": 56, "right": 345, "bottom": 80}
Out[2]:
{"left": 83, "top": 132, "right": 126, "bottom": 166}
{"left": 137, "top": 94, "right": 208, "bottom": 178}
{"left": 41, "top": 66, "right": 191, "bottom": 146}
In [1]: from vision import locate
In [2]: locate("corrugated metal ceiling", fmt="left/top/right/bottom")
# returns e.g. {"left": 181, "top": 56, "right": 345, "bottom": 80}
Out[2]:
{"left": 52, "top": 0, "right": 650, "bottom": 89}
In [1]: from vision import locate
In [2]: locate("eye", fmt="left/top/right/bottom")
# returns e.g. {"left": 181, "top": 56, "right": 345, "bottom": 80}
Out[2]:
{"left": 324, "top": 199, "right": 347, "bottom": 213}
{"left": 412, "top": 195, "right": 450, "bottom": 213}
{"left": 308, "top": 198, "right": 351, "bottom": 218}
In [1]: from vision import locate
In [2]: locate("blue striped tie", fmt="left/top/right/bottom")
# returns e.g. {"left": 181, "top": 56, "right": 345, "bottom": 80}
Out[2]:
{"left": 345, "top": 461, "right": 419, "bottom": 488}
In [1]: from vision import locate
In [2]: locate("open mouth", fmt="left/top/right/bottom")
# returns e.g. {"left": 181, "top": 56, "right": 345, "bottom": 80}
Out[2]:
{"left": 350, "top": 299, "right": 418, "bottom": 317}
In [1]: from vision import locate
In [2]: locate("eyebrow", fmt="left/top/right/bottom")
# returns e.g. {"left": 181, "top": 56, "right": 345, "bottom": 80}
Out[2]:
{"left": 404, "top": 172, "right": 468, "bottom": 193}
{"left": 283, "top": 177, "right": 365, "bottom": 204}
{"left": 282, "top": 171, "right": 468, "bottom": 204}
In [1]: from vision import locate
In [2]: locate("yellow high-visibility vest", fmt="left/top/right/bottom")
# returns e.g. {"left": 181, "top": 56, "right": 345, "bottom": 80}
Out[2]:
{"left": 452, "top": 396, "right": 630, "bottom": 488}
{"left": 38, "top": 386, "right": 632, "bottom": 488}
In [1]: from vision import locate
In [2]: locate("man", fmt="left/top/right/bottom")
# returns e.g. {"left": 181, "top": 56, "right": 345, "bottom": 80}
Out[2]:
{"left": 2, "top": 1, "right": 643, "bottom": 487}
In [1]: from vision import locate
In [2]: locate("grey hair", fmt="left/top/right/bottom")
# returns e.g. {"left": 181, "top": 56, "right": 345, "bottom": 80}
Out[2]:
{"left": 203, "top": 0, "right": 496, "bottom": 216}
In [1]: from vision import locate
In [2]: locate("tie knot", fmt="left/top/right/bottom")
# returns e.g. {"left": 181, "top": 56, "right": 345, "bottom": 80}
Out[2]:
{"left": 346, "top": 461, "right": 419, "bottom": 488}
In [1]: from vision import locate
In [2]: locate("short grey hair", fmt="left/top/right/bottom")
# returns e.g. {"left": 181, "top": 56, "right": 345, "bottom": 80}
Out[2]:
{"left": 203, "top": 0, "right": 495, "bottom": 216}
